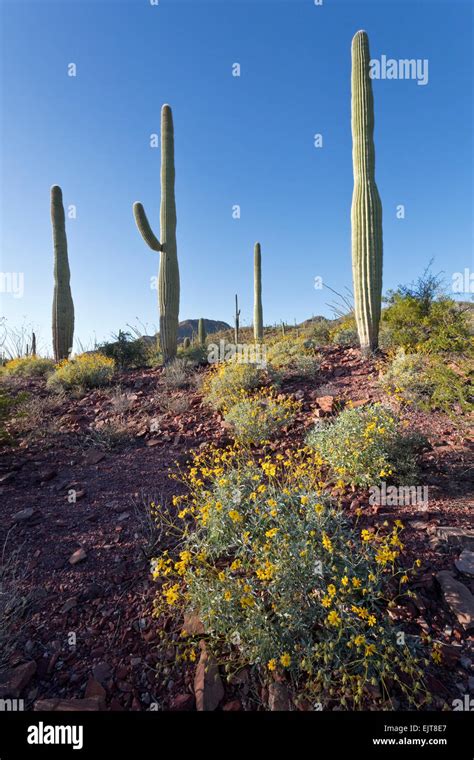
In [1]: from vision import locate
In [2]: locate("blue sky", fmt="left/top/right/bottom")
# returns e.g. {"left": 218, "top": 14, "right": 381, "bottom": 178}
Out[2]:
{"left": 1, "top": 0, "right": 472, "bottom": 353}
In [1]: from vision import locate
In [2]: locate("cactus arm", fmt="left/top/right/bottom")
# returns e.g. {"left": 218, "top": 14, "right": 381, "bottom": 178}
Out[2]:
{"left": 133, "top": 202, "right": 162, "bottom": 251}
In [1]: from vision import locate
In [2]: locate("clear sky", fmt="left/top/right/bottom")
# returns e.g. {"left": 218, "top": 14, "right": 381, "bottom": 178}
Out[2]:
{"left": 1, "top": 0, "right": 472, "bottom": 354}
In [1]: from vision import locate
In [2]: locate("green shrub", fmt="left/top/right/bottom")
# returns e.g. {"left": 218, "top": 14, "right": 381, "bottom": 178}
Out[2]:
{"left": 223, "top": 389, "right": 300, "bottom": 445}
{"left": 99, "top": 330, "right": 148, "bottom": 369}
{"left": 151, "top": 448, "right": 429, "bottom": 709}
{"left": 330, "top": 317, "right": 359, "bottom": 347}
{"left": 47, "top": 353, "right": 115, "bottom": 390}
{"left": 266, "top": 334, "right": 316, "bottom": 369}
{"left": 1, "top": 356, "right": 55, "bottom": 378}
{"left": 382, "top": 267, "right": 471, "bottom": 354}
{"left": 380, "top": 349, "right": 473, "bottom": 417}
{"left": 306, "top": 403, "right": 423, "bottom": 488}
{"left": 203, "top": 360, "right": 269, "bottom": 410}
{"left": 307, "top": 319, "right": 331, "bottom": 345}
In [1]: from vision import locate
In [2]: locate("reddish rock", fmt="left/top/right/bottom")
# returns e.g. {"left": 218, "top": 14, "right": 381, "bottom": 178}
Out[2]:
{"left": 194, "top": 643, "right": 224, "bottom": 711}
{"left": 222, "top": 700, "right": 242, "bottom": 711}
{"left": 85, "top": 677, "right": 107, "bottom": 708}
{"left": 34, "top": 697, "right": 104, "bottom": 711}
{"left": 0, "top": 661, "right": 37, "bottom": 698}
{"left": 69, "top": 548, "right": 87, "bottom": 565}
{"left": 170, "top": 693, "right": 195, "bottom": 711}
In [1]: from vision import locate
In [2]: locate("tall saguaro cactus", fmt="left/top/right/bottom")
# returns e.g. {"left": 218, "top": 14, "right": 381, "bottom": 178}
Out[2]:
{"left": 253, "top": 242, "right": 263, "bottom": 341}
{"left": 51, "top": 185, "right": 74, "bottom": 362}
{"left": 133, "top": 104, "right": 180, "bottom": 363}
{"left": 351, "top": 30, "right": 383, "bottom": 357}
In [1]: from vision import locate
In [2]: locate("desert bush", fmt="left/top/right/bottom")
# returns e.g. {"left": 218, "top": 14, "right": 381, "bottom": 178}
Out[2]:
{"left": 1, "top": 356, "right": 55, "bottom": 378}
{"left": 306, "top": 403, "right": 423, "bottom": 488}
{"left": 266, "top": 334, "right": 316, "bottom": 370}
{"left": 47, "top": 353, "right": 115, "bottom": 390}
{"left": 99, "top": 330, "right": 148, "bottom": 369}
{"left": 151, "top": 448, "right": 429, "bottom": 709}
{"left": 9, "top": 393, "right": 65, "bottom": 440}
{"left": 202, "top": 360, "right": 269, "bottom": 410}
{"left": 223, "top": 389, "right": 300, "bottom": 445}
{"left": 382, "top": 267, "right": 471, "bottom": 354}
{"left": 379, "top": 349, "right": 473, "bottom": 416}
{"left": 161, "top": 358, "right": 192, "bottom": 390}
{"left": 329, "top": 317, "right": 359, "bottom": 347}
{"left": 307, "top": 319, "right": 331, "bottom": 345}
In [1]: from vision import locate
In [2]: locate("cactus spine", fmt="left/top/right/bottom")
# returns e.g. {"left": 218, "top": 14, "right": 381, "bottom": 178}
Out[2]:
{"left": 133, "top": 104, "right": 179, "bottom": 363}
{"left": 198, "top": 318, "right": 206, "bottom": 346}
{"left": 351, "top": 30, "right": 383, "bottom": 357}
{"left": 253, "top": 242, "right": 263, "bottom": 341}
{"left": 51, "top": 185, "right": 74, "bottom": 361}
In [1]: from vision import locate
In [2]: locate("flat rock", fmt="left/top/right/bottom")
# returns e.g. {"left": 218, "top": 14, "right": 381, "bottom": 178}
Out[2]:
{"left": 34, "top": 697, "right": 104, "bottom": 711}
{"left": 437, "top": 527, "right": 474, "bottom": 551}
{"left": 170, "top": 693, "right": 195, "bottom": 711}
{"left": 314, "top": 395, "right": 335, "bottom": 414}
{"left": 182, "top": 611, "right": 205, "bottom": 636}
{"left": 268, "top": 682, "right": 290, "bottom": 711}
{"left": 69, "top": 548, "right": 87, "bottom": 565}
{"left": 455, "top": 550, "right": 474, "bottom": 577}
{"left": 0, "top": 661, "right": 37, "bottom": 698}
{"left": 436, "top": 571, "right": 474, "bottom": 630}
{"left": 92, "top": 662, "right": 112, "bottom": 684}
{"left": 85, "top": 677, "right": 107, "bottom": 708}
{"left": 194, "top": 643, "right": 224, "bottom": 711}
{"left": 12, "top": 508, "right": 34, "bottom": 522}
{"left": 83, "top": 450, "right": 106, "bottom": 466}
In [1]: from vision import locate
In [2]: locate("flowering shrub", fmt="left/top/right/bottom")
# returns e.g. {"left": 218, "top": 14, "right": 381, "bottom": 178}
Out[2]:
{"left": 1, "top": 356, "right": 55, "bottom": 378}
{"left": 46, "top": 353, "right": 115, "bottom": 390}
{"left": 306, "top": 404, "right": 423, "bottom": 488}
{"left": 151, "top": 447, "right": 429, "bottom": 709}
{"left": 380, "top": 349, "right": 473, "bottom": 417}
{"left": 202, "top": 360, "right": 269, "bottom": 410}
{"left": 223, "top": 388, "right": 300, "bottom": 445}
{"left": 266, "top": 334, "right": 316, "bottom": 370}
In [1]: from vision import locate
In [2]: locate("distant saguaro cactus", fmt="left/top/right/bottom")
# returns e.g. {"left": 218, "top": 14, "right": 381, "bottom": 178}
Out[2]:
{"left": 351, "top": 30, "right": 383, "bottom": 357}
{"left": 253, "top": 242, "right": 263, "bottom": 341}
{"left": 31, "top": 332, "right": 37, "bottom": 357}
{"left": 234, "top": 294, "right": 240, "bottom": 345}
{"left": 51, "top": 185, "right": 74, "bottom": 362}
{"left": 198, "top": 318, "right": 206, "bottom": 346}
{"left": 133, "top": 104, "right": 179, "bottom": 363}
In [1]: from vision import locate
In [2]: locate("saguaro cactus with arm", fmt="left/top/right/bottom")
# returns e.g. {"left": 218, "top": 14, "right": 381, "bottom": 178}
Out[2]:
{"left": 253, "top": 242, "right": 263, "bottom": 341}
{"left": 51, "top": 185, "right": 74, "bottom": 361}
{"left": 351, "top": 30, "right": 383, "bottom": 357}
{"left": 133, "top": 104, "right": 180, "bottom": 363}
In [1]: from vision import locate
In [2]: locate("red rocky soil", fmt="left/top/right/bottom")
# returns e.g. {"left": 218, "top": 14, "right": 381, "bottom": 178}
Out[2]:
{"left": 0, "top": 346, "right": 472, "bottom": 711}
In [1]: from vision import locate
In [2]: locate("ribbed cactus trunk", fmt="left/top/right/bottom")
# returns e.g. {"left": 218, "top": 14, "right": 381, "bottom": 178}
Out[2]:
{"left": 183, "top": 336, "right": 190, "bottom": 350}
{"left": 351, "top": 30, "right": 383, "bottom": 357}
{"left": 253, "top": 242, "right": 263, "bottom": 342}
{"left": 198, "top": 318, "right": 206, "bottom": 346}
{"left": 133, "top": 104, "right": 179, "bottom": 363}
{"left": 51, "top": 185, "right": 74, "bottom": 362}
